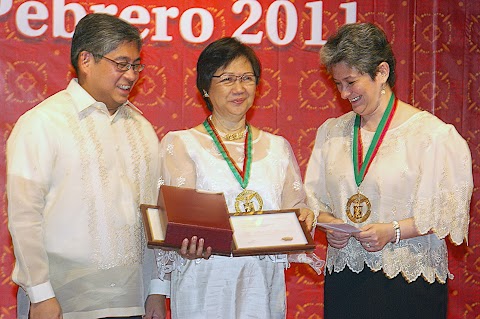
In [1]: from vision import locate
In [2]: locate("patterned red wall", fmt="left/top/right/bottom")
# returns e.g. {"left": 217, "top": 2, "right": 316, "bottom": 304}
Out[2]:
{"left": 1, "top": 1, "right": 479, "bottom": 318}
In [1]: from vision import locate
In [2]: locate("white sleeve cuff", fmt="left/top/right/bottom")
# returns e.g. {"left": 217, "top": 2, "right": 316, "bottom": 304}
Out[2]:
{"left": 149, "top": 278, "right": 170, "bottom": 297}
{"left": 26, "top": 281, "right": 55, "bottom": 303}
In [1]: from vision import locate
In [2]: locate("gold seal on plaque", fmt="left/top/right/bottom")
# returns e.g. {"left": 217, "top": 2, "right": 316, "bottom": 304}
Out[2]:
{"left": 235, "top": 189, "right": 263, "bottom": 213}
{"left": 345, "top": 193, "right": 371, "bottom": 223}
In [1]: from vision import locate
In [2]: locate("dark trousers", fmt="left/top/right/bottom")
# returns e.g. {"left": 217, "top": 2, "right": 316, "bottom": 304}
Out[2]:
{"left": 324, "top": 267, "right": 447, "bottom": 319}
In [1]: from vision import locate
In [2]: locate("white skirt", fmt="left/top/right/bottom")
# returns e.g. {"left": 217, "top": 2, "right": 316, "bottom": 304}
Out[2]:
{"left": 170, "top": 255, "right": 287, "bottom": 319}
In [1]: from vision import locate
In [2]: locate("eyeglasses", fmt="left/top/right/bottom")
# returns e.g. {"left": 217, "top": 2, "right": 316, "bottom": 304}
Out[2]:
{"left": 100, "top": 55, "right": 145, "bottom": 72}
{"left": 212, "top": 73, "right": 257, "bottom": 86}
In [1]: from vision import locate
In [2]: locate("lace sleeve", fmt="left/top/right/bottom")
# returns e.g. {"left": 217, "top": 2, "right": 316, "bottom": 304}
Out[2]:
{"left": 287, "top": 252, "right": 325, "bottom": 275}
{"left": 159, "top": 131, "right": 197, "bottom": 188}
{"left": 304, "top": 123, "right": 334, "bottom": 217}
{"left": 153, "top": 132, "right": 197, "bottom": 282}
{"left": 412, "top": 125, "right": 473, "bottom": 244}
{"left": 154, "top": 249, "right": 185, "bottom": 280}
{"left": 279, "top": 138, "right": 309, "bottom": 210}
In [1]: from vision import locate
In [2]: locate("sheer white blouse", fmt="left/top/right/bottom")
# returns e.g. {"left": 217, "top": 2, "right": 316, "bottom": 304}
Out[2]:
{"left": 152, "top": 127, "right": 320, "bottom": 318}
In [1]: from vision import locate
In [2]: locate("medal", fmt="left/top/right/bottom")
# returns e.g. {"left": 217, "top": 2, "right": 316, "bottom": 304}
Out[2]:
{"left": 346, "top": 192, "right": 371, "bottom": 223}
{"left": 346, "top": 93, "right": 398, "bottom": 223}
{"left": 203, "top": 117, "right": 263, "bottom": 213}
{"left": 234, "top": 189, "right": 264, "bottom": 213}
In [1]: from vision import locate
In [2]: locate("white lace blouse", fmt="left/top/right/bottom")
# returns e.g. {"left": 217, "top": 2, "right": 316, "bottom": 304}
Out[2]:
{"left": 305, "top": 111, "right": 473, "bottom": 283}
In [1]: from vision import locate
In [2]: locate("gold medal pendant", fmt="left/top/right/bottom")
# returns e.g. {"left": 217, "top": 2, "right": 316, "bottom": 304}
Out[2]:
{"left": 235, "top": 189, "right": 263, "bottom": 213}
{"left": 345, "top": 192, "right": 371, "bottom": 223}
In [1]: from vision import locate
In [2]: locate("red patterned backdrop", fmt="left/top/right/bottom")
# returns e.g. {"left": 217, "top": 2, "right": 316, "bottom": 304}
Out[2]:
{"left": 1, "top": 0, "right": 479, "bottom": 318}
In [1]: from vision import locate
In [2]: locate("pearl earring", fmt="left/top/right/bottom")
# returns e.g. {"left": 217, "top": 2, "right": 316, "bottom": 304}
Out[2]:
{"left": 203, "top": 90, "right": 209, "bottom": 98}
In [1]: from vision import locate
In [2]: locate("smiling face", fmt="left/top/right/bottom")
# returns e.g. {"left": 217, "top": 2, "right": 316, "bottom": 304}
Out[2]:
{"left": 78, "top": 41, "right": 141, "bottom": 114}
{"left": 207, "top": 56, "right": 257, "bottom": 122}
{"left": 331, "top": 61, "right": 386, "bottom": 119}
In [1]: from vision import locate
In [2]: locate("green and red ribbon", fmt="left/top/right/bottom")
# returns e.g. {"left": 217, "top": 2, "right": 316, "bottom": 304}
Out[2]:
{"left": 203, "top": 117, "right": 252, "bottom": 189}
{"left": 353, "top": 93, "right": 398, "bottom": 187}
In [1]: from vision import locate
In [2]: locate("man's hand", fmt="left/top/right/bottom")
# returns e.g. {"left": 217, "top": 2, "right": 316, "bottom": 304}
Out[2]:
{"left": 144, "top": 294, "right": 167, "bottom": 319}
{"left": 30, "top": 297, "right": 62, "bottom": 319}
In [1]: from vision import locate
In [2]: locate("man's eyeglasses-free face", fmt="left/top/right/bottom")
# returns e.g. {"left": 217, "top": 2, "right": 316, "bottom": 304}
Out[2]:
{"left": 212, "top": 73, "right": 257, "bottom": 86}
{"left": 100, "top": 55, "right": 145, "bottom": 72}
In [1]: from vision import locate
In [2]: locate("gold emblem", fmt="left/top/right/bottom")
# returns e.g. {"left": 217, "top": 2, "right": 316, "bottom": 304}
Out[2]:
{"left": 345, "top": 193, "right": 371, "bottom": 223}
{"left": 223, "top": 130, "right": 246, "bottom": 141}
{"left": 235, "top": 189, "right": 263, "bottom": 213}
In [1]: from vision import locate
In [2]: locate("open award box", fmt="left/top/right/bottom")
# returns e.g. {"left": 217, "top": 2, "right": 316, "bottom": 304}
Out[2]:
{"left": 140, "top": 185, "right": 315, "bottom": 256}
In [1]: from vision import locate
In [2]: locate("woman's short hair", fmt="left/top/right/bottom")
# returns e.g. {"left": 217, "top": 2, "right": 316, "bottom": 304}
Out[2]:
{"left": 71, "top": 13, "right": 142, "bottom": 74}
{"left": 196, "top": 37, "right": 261, "bottom": 111}
{"left": 320, "top": 22, "right": 396, "bottom": 87}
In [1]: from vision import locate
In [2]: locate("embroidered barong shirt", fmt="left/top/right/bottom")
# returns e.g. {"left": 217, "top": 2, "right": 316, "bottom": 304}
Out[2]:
{"left": 7, "top": 79, "right": 159, "bottom": 318}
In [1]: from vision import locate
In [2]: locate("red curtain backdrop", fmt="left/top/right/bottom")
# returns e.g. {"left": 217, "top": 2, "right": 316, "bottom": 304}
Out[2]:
{"left": 1, "top": 1, "right": 479, "bottom": 318}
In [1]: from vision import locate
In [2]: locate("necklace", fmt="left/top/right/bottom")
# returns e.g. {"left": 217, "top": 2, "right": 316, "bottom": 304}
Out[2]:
{"left": 208, "top": 116, "right": 247, "bottom": 141}
{"left": 220, "top": 128, "right": 248, "bottom": 141}
{"left": 345, "top": 93, "right": 398, "bottom": 223}
{"left": 203, "top": 117, "right": 263, "bottom": 213}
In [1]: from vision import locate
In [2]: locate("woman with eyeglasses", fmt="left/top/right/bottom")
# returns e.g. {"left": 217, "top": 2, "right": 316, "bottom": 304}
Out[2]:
{"left": 144, "top": 37, "right": 321, "bottom": 319}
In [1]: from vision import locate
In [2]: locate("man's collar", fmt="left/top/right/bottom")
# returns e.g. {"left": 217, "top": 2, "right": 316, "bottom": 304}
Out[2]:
{"left": 67, "top": 79, "right": 143, "bottom": 115}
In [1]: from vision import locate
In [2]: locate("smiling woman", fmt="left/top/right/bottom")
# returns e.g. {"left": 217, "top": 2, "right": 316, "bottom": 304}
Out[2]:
{"left": 305, "top": 22, "right": 473, "bottom": 319}
{"left": 205, "top": 56, "right": 257, "bottom": 122}
{"left": 145, "top": 37, "right": 321, "bottom": 319}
